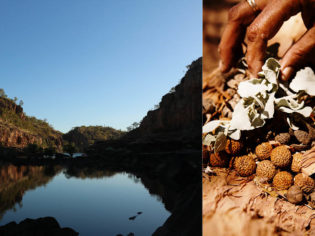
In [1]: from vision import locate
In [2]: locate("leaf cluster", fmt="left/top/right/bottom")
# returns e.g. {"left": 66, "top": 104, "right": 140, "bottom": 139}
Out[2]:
{"left": 203, "top": 58, "right": 315, "bottom": 150}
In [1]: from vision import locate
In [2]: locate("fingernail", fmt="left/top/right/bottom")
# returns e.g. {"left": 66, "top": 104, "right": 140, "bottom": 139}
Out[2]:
{"left": 281, "top": 66, "right": 294, "bottom": 81}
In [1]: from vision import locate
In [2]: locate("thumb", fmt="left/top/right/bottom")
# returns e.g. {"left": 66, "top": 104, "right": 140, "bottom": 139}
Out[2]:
{"left": 280, "top": 26, "right": 315, "bottom": 81}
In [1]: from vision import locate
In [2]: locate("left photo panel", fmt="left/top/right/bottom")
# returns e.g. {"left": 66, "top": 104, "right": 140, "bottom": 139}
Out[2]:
{"left": 0, "top": 1, "right": 202, "bottom": 235}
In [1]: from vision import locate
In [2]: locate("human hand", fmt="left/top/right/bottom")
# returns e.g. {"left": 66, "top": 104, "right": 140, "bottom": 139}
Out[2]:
{"left": 218, "top": 0, "right": 315, "bottom": 80}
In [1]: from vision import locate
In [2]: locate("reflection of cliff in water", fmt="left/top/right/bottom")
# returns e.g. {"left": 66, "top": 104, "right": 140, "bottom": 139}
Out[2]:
{"left": 63, "top": 166, "right": 168, "bottom": 203}
{"left": 0, "top": 163, "right": 173, "bottom": 218}
{"left": 63, "top": 166, "right": 117, "bottom": 179}
{"left": 0, "top": 164, "right": 62, "bottom": 220}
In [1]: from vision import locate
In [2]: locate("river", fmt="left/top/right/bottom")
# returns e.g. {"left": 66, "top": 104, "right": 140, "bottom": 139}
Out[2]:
{"left": 0, "top": 164, "right": 170, "bottom": 235}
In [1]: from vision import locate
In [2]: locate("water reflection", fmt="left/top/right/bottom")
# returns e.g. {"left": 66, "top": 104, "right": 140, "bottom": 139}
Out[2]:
{"left": 0, "top": 164, "right": 62, "bottom": 220}
{"left": 0, "top": 164, "right": 170, "bottom": 235}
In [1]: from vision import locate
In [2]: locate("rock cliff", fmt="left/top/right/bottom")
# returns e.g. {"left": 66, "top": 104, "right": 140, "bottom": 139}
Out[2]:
{"left": 0, "top": 97, "right": 62, "bottom": 151}
{"left": 0, "top": 123, "right": 62, "bottom": 150}
{"left": 127, "top": 57, "right": 202, "bottom": 145}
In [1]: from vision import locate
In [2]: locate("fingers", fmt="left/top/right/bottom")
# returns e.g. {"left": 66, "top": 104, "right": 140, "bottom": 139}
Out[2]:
{"left": 245, "top": 0, "right": 301, "bottom": 76}
{"left": 280, "top": 26, "right": 315, "bottom": 81}
{"left": 219, "top": 1, "right": 257, "bottom": 72}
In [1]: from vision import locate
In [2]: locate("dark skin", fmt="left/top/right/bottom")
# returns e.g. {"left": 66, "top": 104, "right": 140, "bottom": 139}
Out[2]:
{"left": 219, "top": 0, "right": 315, "bottom": 80}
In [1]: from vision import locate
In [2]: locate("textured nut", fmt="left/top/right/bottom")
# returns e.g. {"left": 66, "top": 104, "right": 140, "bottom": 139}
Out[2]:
{"left": 235, "top": 155, "right": 256, "bottom": 177}
{"left": 291, "top": 153, "right": 304, "bottom": 173}
{"left": 255, "top": 142, "right": 273, "bottom": 160}
{"left": 271, "top": 146, "right": 291, "bottom": 168}
{"left": 294, "top": 173, "right": 315, "bottom": 193}
{"left": 273, "top": 171, "right": 293, "bottom": 190}
{"left": 275, "top": 133, "right": 291, "bottom": 144}
{"left": 256, "top": 160, "right": 276, "bottom": 181}
{"left": 294, "top": 130, "right": 311, "bottom": 145}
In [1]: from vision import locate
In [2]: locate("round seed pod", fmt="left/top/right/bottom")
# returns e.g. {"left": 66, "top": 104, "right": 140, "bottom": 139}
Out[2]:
{"left": 273, "top": 171, "right": 293, "bottom": 190}
{"left": 275, "top": 133, "right": 291, "bottom": 144}
{"left": 270, "top": 146, "right": 292, "bottom": 168}
{"left": 291, "top": 153, "right": 304, "bottom": 173}
{"left": 209, "top": 152, "right": 229, "bottom": 167}
{"left": 294, "top": 173, "right": 315, "bottom": 193}
{"left": 235, "top": 155, "right": 256, "bottom": 177}
{"left": 256, "top": 160, "right": 276, "bottom": 181}
{"left": 225, "top": 139, "right": 243, "bottom": 155}
{"left": 255, "top": 142, "right": 273, "bottom": 160}
{"left": 286, "top": 185, "right": 303, "bottom": 204}
{"left": 294, "top": 130, "right": 311, "bottom": 145}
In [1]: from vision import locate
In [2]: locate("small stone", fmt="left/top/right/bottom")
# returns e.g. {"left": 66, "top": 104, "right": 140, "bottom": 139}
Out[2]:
{"left": 286, "top": 185, "right": 303, "bottom": 204}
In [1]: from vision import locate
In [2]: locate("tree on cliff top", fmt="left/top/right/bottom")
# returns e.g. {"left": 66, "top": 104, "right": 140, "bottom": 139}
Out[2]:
{"left": 0, "top": 89, "right": 7, "bottom": 98}
{"left": 127, "top": 122, "right": 140, "bottom": 131}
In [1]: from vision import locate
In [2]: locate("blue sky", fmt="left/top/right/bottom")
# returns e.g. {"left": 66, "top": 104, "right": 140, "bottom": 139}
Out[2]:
{"left": 0, "top": 0, "right": 201, "bottom": 133}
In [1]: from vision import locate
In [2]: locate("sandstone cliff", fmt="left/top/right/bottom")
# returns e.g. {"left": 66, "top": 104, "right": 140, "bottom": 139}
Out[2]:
{"left": 0, "top": 96, "right": 62, "bottom": 151}
{"left": 0, "top": 122, "right": 62, "bottom": 150}
{"left": 126, "top": 57, "right": 202, "bottom": 146}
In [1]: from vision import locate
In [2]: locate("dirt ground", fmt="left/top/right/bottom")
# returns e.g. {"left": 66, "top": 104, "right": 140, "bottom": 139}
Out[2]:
{"left": 203, "top": 169, "right": 315, "bottom": 235}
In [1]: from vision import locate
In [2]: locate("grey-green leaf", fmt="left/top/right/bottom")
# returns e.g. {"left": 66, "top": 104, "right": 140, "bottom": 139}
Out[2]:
{"left": 214, "top": 132, "right": 227, "bottom": 153}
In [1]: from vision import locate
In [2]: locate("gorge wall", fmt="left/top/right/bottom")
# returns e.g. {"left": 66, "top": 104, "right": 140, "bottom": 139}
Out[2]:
{"left": 0, "top": 97, "right": 63, "bottom": 151}
{"left": 127, "top": 57, "right": 202, "bottom": 143}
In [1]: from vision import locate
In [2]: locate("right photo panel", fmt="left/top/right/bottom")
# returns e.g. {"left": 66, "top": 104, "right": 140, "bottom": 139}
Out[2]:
{"left": 203, "top": 0, "right": 315, "bottom": 235}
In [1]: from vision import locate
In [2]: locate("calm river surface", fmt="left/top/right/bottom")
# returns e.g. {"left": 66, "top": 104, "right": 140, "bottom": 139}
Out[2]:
{"left": 0, "top": 165, "right": 170, "bottom": 235}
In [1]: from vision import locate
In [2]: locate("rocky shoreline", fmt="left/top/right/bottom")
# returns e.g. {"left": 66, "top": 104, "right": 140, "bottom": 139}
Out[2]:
{"left": 0, "top": 217, "right": 78, "bottom": 236}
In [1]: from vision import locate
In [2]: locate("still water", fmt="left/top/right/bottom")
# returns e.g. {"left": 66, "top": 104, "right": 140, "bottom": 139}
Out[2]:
{"left": 0, "top": 165, "right": 170, "bottom": 235}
